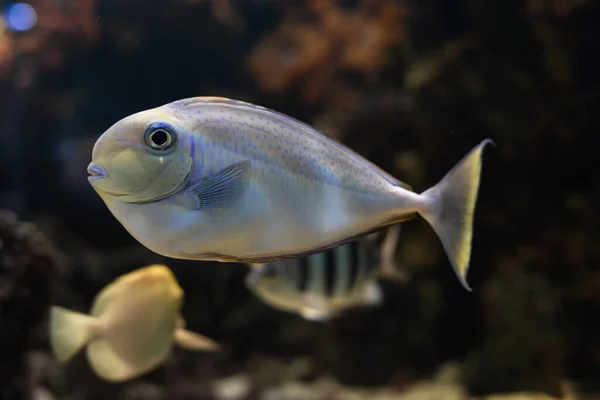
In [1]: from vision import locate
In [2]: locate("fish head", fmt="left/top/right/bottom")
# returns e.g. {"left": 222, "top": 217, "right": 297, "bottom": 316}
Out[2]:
{"left": 245, "top": 263, "right": 282, "bottom": 293}
{"left": 87, "top": 107, "right": 194, "bottom": 204}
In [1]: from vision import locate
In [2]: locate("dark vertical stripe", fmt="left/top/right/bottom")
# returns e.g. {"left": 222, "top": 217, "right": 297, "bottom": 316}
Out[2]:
{"left": 278, "top": 260, "right": 293, "bottom": 285}
{"left": 324, "top": 248, "right": 336, "bottom": 297}
{"left": 347, "top": 241, "right": 360, "bottom": 293}
{"left": 353, "top": 238, "right": 378, "bottom": 290}
{"left": 280, "top": 260, "right": 291, "bottom": 282}
{"left": 297, "top": 257, "right": 309, "bottom": 292}
{"left": 363, "top": 239, "right": 378, "bottom": 276}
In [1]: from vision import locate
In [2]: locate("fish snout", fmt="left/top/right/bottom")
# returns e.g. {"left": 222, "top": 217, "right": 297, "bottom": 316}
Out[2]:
{"left": 87, "top": 163, "right": 107, "bottom": 181}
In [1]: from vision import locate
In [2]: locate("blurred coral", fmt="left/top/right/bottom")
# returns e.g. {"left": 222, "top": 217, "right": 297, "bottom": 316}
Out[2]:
{"left": 463, "top": 264, "right": 564, "bottom": 397}
{"left": 247, "top": 0, "right": 407, "bottom": 107}
{"left": 0, "top": 0, "right": 99, "bottom": 79}
{"left": 0, "top": 0, "right": 598, "bottom": 398}
{"left": 0, "top": 19, "right": 14, "bottom": 78}
{"left": 0, "top": 210, "right": 59, "bottom": 399}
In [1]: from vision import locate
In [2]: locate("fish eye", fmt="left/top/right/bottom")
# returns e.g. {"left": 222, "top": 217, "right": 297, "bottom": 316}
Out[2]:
{"left": 144, "top": 122, "right": 177, "bottom": 151}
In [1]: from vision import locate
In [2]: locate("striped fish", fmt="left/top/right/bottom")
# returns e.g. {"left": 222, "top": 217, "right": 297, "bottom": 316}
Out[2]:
{"left": 245, "top": 225, "right": 403, "bottom": 321}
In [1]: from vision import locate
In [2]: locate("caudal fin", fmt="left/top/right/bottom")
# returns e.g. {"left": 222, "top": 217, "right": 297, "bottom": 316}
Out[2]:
{"left": 50, "top": 306, "right": 97, "bottom": 363}
{"left": 419, "top": 139, "right": 494, "bottom": 291}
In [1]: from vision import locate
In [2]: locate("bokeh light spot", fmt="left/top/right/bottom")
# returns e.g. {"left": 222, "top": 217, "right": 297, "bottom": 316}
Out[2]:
{"left": 3, "top": 3, "right": 37, "bottom": 32}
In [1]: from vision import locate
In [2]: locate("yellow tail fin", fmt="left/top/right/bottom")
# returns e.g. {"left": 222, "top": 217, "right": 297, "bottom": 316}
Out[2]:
{"left": 50, "top": 306, "right": 97, "bottom": 363}
{"left": 420, "top": 139, "right": 494, "bottom": 291}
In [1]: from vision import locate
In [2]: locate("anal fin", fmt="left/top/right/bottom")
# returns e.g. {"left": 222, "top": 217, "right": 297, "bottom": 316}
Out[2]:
{"left": 301, "top": 308, "right": 333, "bottom": 322}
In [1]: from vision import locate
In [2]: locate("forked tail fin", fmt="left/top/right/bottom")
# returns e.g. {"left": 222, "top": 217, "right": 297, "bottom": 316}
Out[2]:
{"left": 419, "top": 139, "right": 494, "bottom": 291}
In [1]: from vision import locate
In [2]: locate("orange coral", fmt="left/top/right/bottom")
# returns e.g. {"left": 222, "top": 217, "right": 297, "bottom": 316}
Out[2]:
{"left": 314, "top": 0, "right": 407, "bottom": 72}
{"left": 0, "top": 0, "right": 99, "bottom": 78}
{"left": 248, "top": 21, "right": 332, "bottom": 96}
{"left": 247, "top": 0, "right": 407, "bottom": 106}
{"left": 0, "top": 21, "right": 14, "bottom": 78}
{"left": 32, "top": 0, "right": 98, "bottom": 42}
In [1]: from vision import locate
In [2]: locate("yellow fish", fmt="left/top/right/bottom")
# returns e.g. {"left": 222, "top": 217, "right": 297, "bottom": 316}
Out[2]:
{"left": 87, "top": 97, "right": 493, "bottom": 291}
{"left": 49, "top": 264, "right": 219, "bottom": 382}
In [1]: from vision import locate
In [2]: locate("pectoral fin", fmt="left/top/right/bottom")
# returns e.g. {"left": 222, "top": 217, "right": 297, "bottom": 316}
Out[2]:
{"left": 174, "top": 328, "right": 220, "bottom": 351}
{"left": 186, "top": 161, "right": 251, "bottom": 210}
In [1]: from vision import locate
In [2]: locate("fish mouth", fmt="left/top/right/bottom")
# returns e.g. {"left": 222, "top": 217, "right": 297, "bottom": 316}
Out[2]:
{"left": 87, "top": 163, "right": 107, "bottom": 182}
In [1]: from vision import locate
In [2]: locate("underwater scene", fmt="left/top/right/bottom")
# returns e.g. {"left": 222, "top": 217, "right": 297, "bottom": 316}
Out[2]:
{"left": 0, "top": 0, "right": 598, "bottom": 399}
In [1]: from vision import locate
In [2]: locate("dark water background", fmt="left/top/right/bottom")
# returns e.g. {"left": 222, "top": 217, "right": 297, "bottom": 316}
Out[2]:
{"left": 0, "top": 0, "right": 598, "bottom": 399}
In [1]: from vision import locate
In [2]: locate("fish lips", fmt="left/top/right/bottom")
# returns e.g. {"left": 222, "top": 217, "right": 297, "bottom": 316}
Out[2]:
{"left": 87, "top": 163, "right": 107, "bottom": 182}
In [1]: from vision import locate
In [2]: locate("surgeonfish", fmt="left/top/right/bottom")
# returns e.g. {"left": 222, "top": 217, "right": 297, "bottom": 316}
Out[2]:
{"left": 87, "top": 96, "right": 493, "bottom": 291}
{"left": 245, "top": 225, "right": 404, "bottom": 322}
{"left": 49, "top": 264, "right": 219, "bottom": 382}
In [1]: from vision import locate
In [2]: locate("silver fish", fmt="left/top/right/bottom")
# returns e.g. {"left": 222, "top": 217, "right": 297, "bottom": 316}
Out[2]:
{"left": 87, "top": 97, "right": 493, "bottom": 291}
{"left": 246, "top": 225, "right": 404, "bottom": 322}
